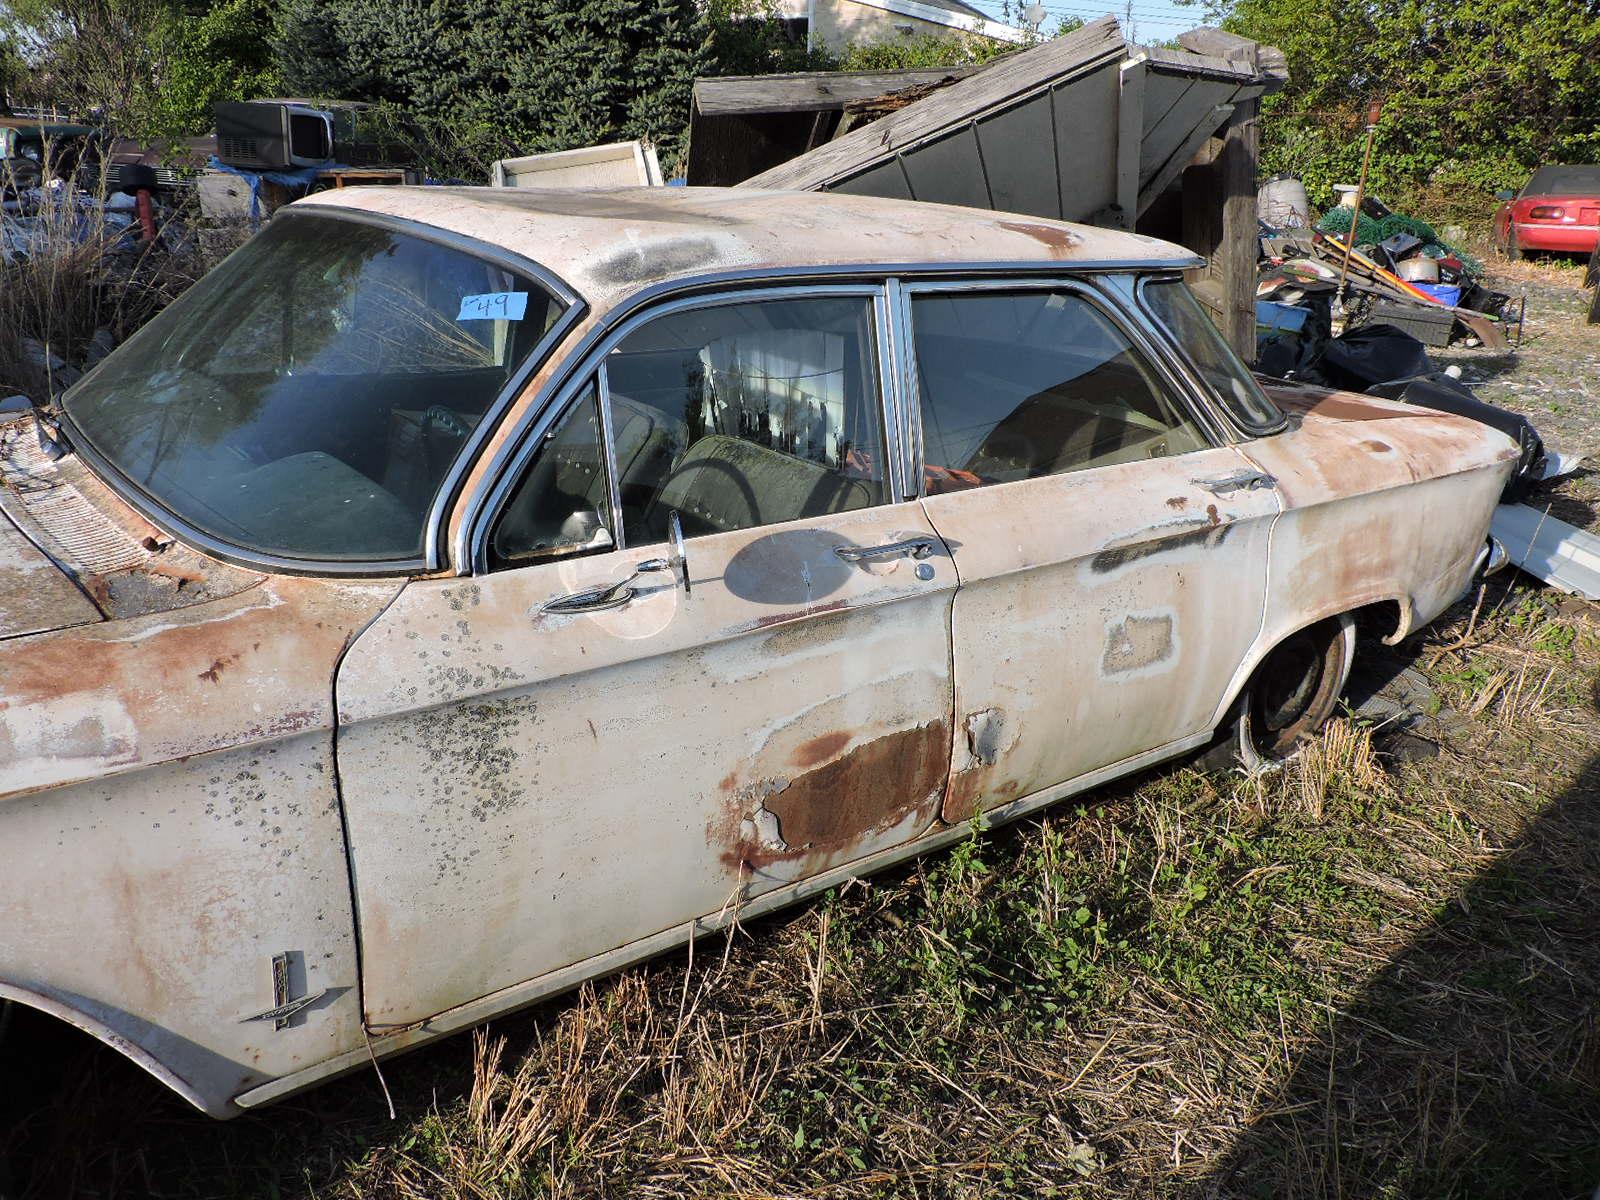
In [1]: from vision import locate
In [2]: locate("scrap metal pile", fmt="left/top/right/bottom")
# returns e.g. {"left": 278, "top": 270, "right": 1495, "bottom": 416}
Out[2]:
{"left": 1250, "top": 175, "right": 1598, "bottom": 601}
{"left": 1254, "top": 181, "right": 1520, "bottom": 373}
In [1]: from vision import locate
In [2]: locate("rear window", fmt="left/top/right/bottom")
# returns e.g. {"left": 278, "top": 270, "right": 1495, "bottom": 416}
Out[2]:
{"left": 1524, "top": 165, "right": 1600, "bottom": 196}
{"left": 64, "top": 213, "right": 564, "bottom": 564}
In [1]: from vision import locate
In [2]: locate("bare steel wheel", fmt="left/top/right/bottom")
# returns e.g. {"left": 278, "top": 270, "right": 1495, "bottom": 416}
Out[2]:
{"left": 1214, "top": 614, "right": 1357, "bottom": 773}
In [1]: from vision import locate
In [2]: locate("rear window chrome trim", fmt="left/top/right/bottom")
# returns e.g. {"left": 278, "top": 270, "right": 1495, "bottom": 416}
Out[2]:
{"left": 460, "top": 282, "right": 892, "bottom": 575}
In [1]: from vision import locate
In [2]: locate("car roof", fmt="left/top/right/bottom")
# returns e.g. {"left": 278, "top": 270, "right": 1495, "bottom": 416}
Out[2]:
{"left": 293, "top": 185, "right": 1200, "bottom": 310}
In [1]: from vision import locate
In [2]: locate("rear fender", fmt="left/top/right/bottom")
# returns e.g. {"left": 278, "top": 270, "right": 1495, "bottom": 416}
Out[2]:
{"left": 0, "top": 981, "right": 232, "bottom": 1117}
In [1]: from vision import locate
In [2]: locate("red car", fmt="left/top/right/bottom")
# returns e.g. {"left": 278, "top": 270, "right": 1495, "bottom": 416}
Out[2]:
{"left": 1494, "top": 164, "right": 1600, "bottom": 258}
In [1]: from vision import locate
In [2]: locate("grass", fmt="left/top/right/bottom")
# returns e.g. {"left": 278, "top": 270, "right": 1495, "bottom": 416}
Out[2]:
{"left": 3, "top": 574, "right": 1598, "bottom": 1199}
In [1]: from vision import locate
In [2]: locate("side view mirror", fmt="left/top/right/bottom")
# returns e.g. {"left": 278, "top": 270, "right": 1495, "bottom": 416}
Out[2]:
{"left": 1494, "top": 189, "right": 1514, "bottom": 202}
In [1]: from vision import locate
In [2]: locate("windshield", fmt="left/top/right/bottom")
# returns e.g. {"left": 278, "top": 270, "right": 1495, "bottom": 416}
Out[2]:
{"left": 63, "top": 213, "right": 563, "bottom": 564}
{"left": 1140, "top": 279, "right": 1283, "bottom": 434}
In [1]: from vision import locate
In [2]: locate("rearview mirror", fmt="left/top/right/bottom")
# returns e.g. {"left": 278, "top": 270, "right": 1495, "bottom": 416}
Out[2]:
{"left": 1494, "top": 188, "right": 1514, "bottom": 201}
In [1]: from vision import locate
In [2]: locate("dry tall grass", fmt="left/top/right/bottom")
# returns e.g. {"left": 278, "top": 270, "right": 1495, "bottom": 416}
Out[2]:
{"left": 1, "top": 149, "right": 208, "bottom": 404}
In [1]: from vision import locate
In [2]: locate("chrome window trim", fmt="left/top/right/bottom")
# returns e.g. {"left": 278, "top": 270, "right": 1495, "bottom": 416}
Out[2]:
{"left": 883, "top": 278, "right": 921, "bottom": 502}
{"left": 60, "top": 430, "right": 427, "bottom": 578}
{"left": 894, "top": 275, "right": 1232, "bottom": 496}
{"left": 464, "top": 283, "right": 895, "bottom": 575}
{"left": 1128, "top": 273, "right": 1290, "bottom": 439}
{"left": 872, "top": 288, "right": 909, "bottom": 503}
{"left": 594, "top": 364, "right": 626, "bottom": 545}
{"left": 60, "top": 206, "right": 586, "bottom": 578}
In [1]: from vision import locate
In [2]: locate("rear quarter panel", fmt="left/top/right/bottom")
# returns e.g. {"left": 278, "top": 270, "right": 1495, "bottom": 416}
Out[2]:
{"left": 1222, "top": 384, "right": 1517, "bottom": 714}
{"left": 0, "top": 577, "right": 399, "bottom": 1115}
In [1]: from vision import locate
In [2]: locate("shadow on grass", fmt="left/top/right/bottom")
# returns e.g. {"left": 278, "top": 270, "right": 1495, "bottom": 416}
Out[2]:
{"left": 0, "top": 990, "right": 484, "bottom": 1199}
{"left": 1191, "top": 753, "right": 1600, "bottom": 1199}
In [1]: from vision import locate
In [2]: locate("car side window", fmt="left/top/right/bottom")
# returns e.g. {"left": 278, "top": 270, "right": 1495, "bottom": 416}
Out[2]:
{"left": 606, "top": 295, "right": 888, "bottom": 545}
{"left": 910, "top": 289, "right": 1209, "bottom": 495}
{"left": 489, "top": 379, "right": 614, "bottom": 568}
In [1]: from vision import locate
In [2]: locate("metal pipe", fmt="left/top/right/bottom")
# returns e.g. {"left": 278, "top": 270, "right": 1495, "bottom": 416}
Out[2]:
{"left": 1335, "top": 100, "right": 1383, "bottom": 311}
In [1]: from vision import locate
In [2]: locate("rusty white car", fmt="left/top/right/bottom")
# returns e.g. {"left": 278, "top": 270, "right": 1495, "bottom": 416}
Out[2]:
{"left": 0, "top": 188, "right": 1516, "bottom": 1118}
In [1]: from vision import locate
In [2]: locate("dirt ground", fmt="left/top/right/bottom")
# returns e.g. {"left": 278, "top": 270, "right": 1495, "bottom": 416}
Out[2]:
{"left": 2, "top": 262, "right": 1598, "bottom": 1200}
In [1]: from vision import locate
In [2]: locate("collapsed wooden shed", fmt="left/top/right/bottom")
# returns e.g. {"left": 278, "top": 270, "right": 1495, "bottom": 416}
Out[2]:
{"left": 685, "top": 17, "right": 1286, "bottom": 358}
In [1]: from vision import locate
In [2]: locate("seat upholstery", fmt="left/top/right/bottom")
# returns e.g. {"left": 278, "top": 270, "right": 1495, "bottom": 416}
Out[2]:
{"left": 644, "top": 434, "right": 873, "bottom": 538}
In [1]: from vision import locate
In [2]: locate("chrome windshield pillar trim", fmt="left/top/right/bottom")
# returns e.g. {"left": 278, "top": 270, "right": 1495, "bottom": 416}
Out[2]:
{"left": 274, "top": 207, "right": 590, "bottom": 574}
{"left": 461, "top": 282, "right": 892, "bottom": 575}
{"left": 59, "top": 205, "right": 587, "bottom": 579}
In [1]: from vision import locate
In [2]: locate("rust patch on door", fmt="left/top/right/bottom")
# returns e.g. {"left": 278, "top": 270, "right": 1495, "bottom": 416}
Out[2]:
{"left": 1101, "top": 614, "right": 1174, "bottom": 675}
{"left": 792, "top": 729, "right": 852, "bottom": 769}
{"left": 715, "top": 719, "right": 949, "bottom": 874}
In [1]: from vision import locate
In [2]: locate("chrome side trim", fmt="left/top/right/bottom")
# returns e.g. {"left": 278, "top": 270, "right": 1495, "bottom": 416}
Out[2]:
{"left": 462, "top": 283, "right": 892, "bottom": 574}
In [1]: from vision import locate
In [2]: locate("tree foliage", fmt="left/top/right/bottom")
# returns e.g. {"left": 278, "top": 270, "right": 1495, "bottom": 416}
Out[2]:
{"left": 1, "top": 0, "right": 277, "bottom": 135}
{"left": 271, "top": 0, "right": 714, "bottom": 179}
{"left": 1222, "top": 0, "right": 1600, "bottom": 225}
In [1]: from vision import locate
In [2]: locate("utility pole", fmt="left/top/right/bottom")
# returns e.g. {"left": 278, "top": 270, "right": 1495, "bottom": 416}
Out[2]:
{"left": 1124, "top": 0, "right": 1136, "bottom": 42}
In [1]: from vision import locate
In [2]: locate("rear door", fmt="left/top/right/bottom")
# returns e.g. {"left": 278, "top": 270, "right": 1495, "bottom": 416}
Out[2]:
{"left": 897, "top": 281, "right": 1279, "bottom": 818}
{"left": 335, "top": 287, "right": 960, "bottom": 1029}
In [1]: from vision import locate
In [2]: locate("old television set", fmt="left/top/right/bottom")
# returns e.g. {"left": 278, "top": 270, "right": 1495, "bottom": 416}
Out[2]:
{"left": 215, "top": 101, "right": 335, "bottom": 171}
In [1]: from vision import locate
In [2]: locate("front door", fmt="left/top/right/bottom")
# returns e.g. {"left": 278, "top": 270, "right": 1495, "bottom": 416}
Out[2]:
{"left": 896, "top": 282, "right": 1279, "bottom": 818}
{"left": 335, "top": 289, "right": 959, "bottom": 1029}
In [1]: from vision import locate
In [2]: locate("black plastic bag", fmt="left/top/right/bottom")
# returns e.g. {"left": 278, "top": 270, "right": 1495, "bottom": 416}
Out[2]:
{"left": 1366, "top": 373, "right": 1545, "bottom": 500}
{"left": 1312, "top": 323, "right": 1431, "bottom": 391}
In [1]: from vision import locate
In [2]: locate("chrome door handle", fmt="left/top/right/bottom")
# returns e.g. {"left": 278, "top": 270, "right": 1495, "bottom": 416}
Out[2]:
{"left": 541, "top": 557, "right": 671, "bottom": 615}
{"left": 1191, "top": 469, "right": 1276, "bottom": 494}
{"left": 834, "top": 536, "right": 937, "bottom": 563}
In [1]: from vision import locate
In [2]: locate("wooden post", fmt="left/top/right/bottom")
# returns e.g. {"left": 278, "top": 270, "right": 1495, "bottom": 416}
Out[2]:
{"left": 1177, "top": 43, "right": 1261, "bottom": 362}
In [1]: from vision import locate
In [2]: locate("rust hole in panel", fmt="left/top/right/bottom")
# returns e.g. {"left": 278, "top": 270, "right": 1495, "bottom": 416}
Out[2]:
{"left": 716, "top": 719, "right": 949, "bottom": 873}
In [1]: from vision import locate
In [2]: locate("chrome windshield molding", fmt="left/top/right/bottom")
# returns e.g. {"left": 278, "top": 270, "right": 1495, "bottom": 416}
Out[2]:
{"left": 280, "top": 213, "right": 591, "bottom": 573}
{"left": 461, "top": 282, "right": 892, "bottom": 575}
{"left": 894, "top": 275, "right": 1234, "bottom": 467}
{"left": 276, "top": 205, "right": 582, "bottom": 309}
{"left": 595, "top": 363, "right": 627, "bottom": 551}
{"left": 1129, "top": 273, "right": 1290, "bottom": 441}
{"left": 59, "top": 426, "right": 424, "bottom": 578}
